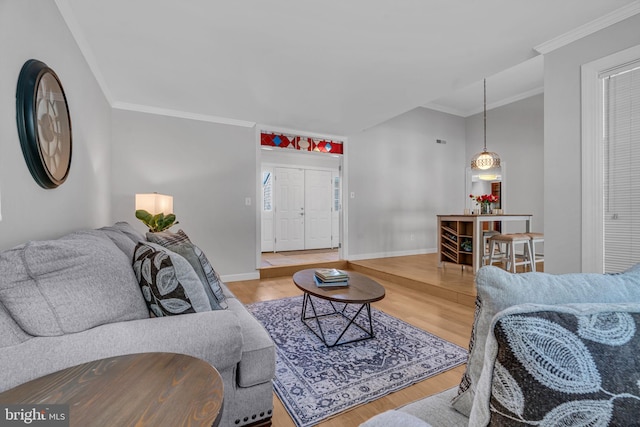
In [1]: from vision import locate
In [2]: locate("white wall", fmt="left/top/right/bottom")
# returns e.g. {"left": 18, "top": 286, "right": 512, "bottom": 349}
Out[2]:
{"left": 544, "top": 14, "right": 640, "bottom": 273}
{"left": 346, "top": 107, "right": 466, "bottom": 259}
{"left": 0, "top": 0, "right": 111, "bottom": 250}
{"left": 465, "top": 94, "right": 544, "bottom": 234}
{"left": 110, "top": 110, "right": 257, "bottom": 279}
{"left": 345, "top": 97, "right": 543, "bottom": 261}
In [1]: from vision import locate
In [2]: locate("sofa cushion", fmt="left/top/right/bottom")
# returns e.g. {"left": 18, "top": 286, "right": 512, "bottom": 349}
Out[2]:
{"left": 97, "top": 226, "right": 137, "bottom": 259}
{"left": 452, "top": 265, "right": 640, "bottom": 416}
{"left": 0, "top": 231, "right": 148, "bottom": 336}
{"left": 112, "top": 221, "right": 146, "bottom": 244}
{"left": 468, "top": 303, "right": 640, "bottom": 425}
{"left": 146, "top": 230, "right": 228, "bottom": 310}
{"left": 132, "top": 242, "right": 212, "bottom": 316}
{"left": 0, "top": 300, "right": 30, "bottom": 347}
{"left": 399, "top": 387, "right": 469, "bottom": 427}
{"left": 360, "top": 410, "right": 432, "bottom": 427}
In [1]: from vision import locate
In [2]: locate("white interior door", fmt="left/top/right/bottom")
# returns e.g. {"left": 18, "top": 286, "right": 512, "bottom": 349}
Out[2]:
{"left": 304, "top": 170, "right": 332, "bottom": 249}
{"left": 275, "top": 167, "right": 305, "bottom": 251}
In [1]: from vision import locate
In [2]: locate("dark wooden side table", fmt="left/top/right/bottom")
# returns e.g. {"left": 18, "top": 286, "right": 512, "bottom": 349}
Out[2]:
{"left": 293, "top": 269, "right": 386, "bottom": 347}
{"left": 0, "top": 352, "right": 224, "bottom": 427}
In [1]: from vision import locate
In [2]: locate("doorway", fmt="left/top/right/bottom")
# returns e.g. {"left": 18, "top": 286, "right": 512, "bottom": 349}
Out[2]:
{"left": 260, "top": 148, "right": 342, "bottom": 267}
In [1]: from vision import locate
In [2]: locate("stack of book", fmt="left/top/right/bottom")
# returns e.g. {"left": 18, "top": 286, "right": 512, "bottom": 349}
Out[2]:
{"left": 314, "top": 268, "right": 349, "bottom": 287}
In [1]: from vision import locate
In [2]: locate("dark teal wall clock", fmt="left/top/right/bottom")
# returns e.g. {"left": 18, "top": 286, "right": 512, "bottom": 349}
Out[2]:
{"left": 16, "top": 59, "right": 72, "bottom": 189}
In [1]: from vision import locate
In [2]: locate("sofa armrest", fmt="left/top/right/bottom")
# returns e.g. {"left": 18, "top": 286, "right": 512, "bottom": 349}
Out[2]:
{"left": 0, "top": 310, "right": 243, "bottom": 393}
{"left": 91, "top": 310, "right": 244, "bottom": 369}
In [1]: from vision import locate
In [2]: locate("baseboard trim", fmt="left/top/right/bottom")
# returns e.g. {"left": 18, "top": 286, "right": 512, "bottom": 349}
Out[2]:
{"left": 231, "top": 248, "right": 437, "bottom": 281}
{"left": 259, "top": 260, "right": 348, "bottom": 279}
{"left": 222, "top": 272, "right": 261, "bottom": 282}
{"left": 347, "top": 248, "right": 436, "bottom": 261}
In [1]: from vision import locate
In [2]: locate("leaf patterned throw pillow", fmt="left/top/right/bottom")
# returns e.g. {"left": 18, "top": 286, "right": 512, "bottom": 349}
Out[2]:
{"left": 146, "top": 230, "right": 228, "bottom": 310}
{"left": 490, "top": 310, "right": 640, "bottom": 425}
{"left": 132, "top": 243, "right": 196, "bottom": 317}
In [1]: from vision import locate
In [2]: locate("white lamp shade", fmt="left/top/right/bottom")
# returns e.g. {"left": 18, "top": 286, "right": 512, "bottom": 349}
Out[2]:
{"left": 135, "top": 193, "right": 173, "bottom": 215}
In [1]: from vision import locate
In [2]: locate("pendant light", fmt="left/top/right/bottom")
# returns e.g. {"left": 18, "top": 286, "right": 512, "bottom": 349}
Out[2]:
{"left": 471, "top": 78, "right": 501, "bottom": 180}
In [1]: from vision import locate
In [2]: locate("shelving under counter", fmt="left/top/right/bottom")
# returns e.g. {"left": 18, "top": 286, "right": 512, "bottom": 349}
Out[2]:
{"left": 437, "top": 214, "right": 533, "bottom": 273}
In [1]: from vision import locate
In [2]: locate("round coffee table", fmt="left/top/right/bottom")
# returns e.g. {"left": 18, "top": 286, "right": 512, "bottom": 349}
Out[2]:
{"left": 0, "top": 352, "right": 224, "bottom": 427}
{"left": 293, "top": 269, "right": 386, "bottom": 347}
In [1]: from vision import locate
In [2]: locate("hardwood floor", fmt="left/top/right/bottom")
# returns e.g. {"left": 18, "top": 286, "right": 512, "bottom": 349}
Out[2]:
{"left": 350, "top": 254, "right": 477, "bottom": 307}
{"left": 227, "top": 253, "right": 476, "bottom": 426}
{"left": 261, "top": 249, "right": 339, "bottom": 267}
{"left": 259, "top": 249, "right": 346, "bottom": 279}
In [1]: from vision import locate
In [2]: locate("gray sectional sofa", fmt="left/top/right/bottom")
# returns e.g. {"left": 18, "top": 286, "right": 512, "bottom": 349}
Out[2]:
{"left": 362, "top": 265, "right": 640, "bottom": 426}
{"left": 0, "top": 223, "right": 275, "bottom": 427}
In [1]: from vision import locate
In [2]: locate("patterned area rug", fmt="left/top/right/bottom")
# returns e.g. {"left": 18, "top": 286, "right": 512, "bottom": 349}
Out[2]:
{"left": 246, "top": 296, "right": 468, "bottom": 427}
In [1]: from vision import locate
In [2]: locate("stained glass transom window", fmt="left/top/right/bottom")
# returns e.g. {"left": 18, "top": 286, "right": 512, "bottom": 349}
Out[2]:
{"left": 260, "top": 132, "right": 343, "bottom": 155}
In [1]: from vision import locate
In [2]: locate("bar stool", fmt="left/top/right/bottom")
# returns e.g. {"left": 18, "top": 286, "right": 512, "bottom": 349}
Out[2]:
{"left": 488, "top": 233, "right": 533, "bottom": 273}
{"left": 483, "top": 230, "right": 501, "bottom": 265}
{"left": 525, "top": 232, "right": 544, "bottom": 272}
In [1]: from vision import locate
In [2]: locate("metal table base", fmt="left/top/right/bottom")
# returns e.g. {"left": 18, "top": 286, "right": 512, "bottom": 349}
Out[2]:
{"left": 300, "top": 293, "right": 375, "bottom": 347}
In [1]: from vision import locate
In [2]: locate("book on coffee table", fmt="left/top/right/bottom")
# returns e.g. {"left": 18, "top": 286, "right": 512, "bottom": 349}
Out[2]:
{"left": 314, "top": 268, "right": 348, "bottom": 282}
{"left": 313, "top": 275, "right": 349, "bottom": 287}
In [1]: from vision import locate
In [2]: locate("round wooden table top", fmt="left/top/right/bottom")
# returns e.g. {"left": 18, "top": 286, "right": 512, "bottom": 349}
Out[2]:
{"left": 0, "top": 352, "right": 224, "bottom": 427}
{"left": 293, "top": 269, "right": 385, "bottom": 304}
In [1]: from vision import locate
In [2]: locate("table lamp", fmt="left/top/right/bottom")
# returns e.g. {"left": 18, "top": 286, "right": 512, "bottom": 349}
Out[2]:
{"left": 135, "top": 193, "right": 178, "bottom": 232}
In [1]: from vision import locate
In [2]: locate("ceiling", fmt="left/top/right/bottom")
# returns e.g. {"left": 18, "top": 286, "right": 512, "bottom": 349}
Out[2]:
{"left": 56, "top": 0, "right": 638, "bottom": 135}
{"left": 424, "top": 55, "right": 544, "bottom": 117}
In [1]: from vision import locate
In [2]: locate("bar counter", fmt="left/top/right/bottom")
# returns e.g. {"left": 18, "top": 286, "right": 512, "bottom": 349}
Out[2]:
{"left": 437, "top": 214, "right": 533, "bottom": 273}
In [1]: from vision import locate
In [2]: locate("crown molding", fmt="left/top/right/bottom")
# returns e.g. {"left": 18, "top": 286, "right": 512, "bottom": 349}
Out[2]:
{"left": 535, "top": 1, "right": 640, "bottom": 54}
{"left": 423, "top": 86, "right": 544, "bottom": 118}
{"left": 420, "top": 103, "right": 467, "bottom": 117}
{"left": 113, "top": 102, "right": 256, "bottom": 128}
{"left": 56, "top": 0, "right": 255, "bottom": 128}
{"left": 55, "top": 0, "right": 114, "bottom": 105}
{"left": 463, "top": 86, "right": 544, "bottom": 117}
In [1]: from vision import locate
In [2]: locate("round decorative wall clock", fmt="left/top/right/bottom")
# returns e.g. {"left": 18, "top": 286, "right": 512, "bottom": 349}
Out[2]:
{"left": 16, "top": 59, "right": 72, "bottom": 189}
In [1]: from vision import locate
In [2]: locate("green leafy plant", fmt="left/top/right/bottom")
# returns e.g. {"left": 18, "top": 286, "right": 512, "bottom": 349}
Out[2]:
{"left": 135, "top": 209, "right": 179, "bottom": 232}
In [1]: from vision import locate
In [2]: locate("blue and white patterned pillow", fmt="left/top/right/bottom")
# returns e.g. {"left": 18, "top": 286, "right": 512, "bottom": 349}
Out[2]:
{"left": 489, "top": 310, "right": 640, "bottom": 425}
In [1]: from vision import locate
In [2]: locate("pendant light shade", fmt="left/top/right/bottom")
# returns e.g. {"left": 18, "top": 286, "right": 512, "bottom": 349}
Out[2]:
{"left": 471, "top": 79, "right": 501, "bottom": 181}
{"left": 471, "top": 150, "right": 501, "bottom": 170}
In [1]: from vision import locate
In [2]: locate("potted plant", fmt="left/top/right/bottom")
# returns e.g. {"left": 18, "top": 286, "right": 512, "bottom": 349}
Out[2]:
{"left": 135, "top": 210, "right": 179, "bottom": 232}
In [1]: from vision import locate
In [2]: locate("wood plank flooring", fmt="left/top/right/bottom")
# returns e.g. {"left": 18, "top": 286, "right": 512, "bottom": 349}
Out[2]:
{"left": 349, "top": 254, "right": 477, "bottom": 307}
{"left": 227, "top": 253, "right": 476, "bottom": 427}
{"left": 261, "top": 249, "right": 339, "bottom": 267}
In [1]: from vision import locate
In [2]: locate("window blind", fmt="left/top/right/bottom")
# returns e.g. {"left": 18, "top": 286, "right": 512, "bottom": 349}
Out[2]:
{"left": 603, "top": 62, "right": 640, "bottom": 273}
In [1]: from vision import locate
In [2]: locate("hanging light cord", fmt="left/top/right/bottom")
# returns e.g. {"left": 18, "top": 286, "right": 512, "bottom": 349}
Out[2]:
{"left": 483, "top": 78, "right": 487, "bottom": 152}
{"left": 471, "top": 77, "right": 500, "bottom": 173}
